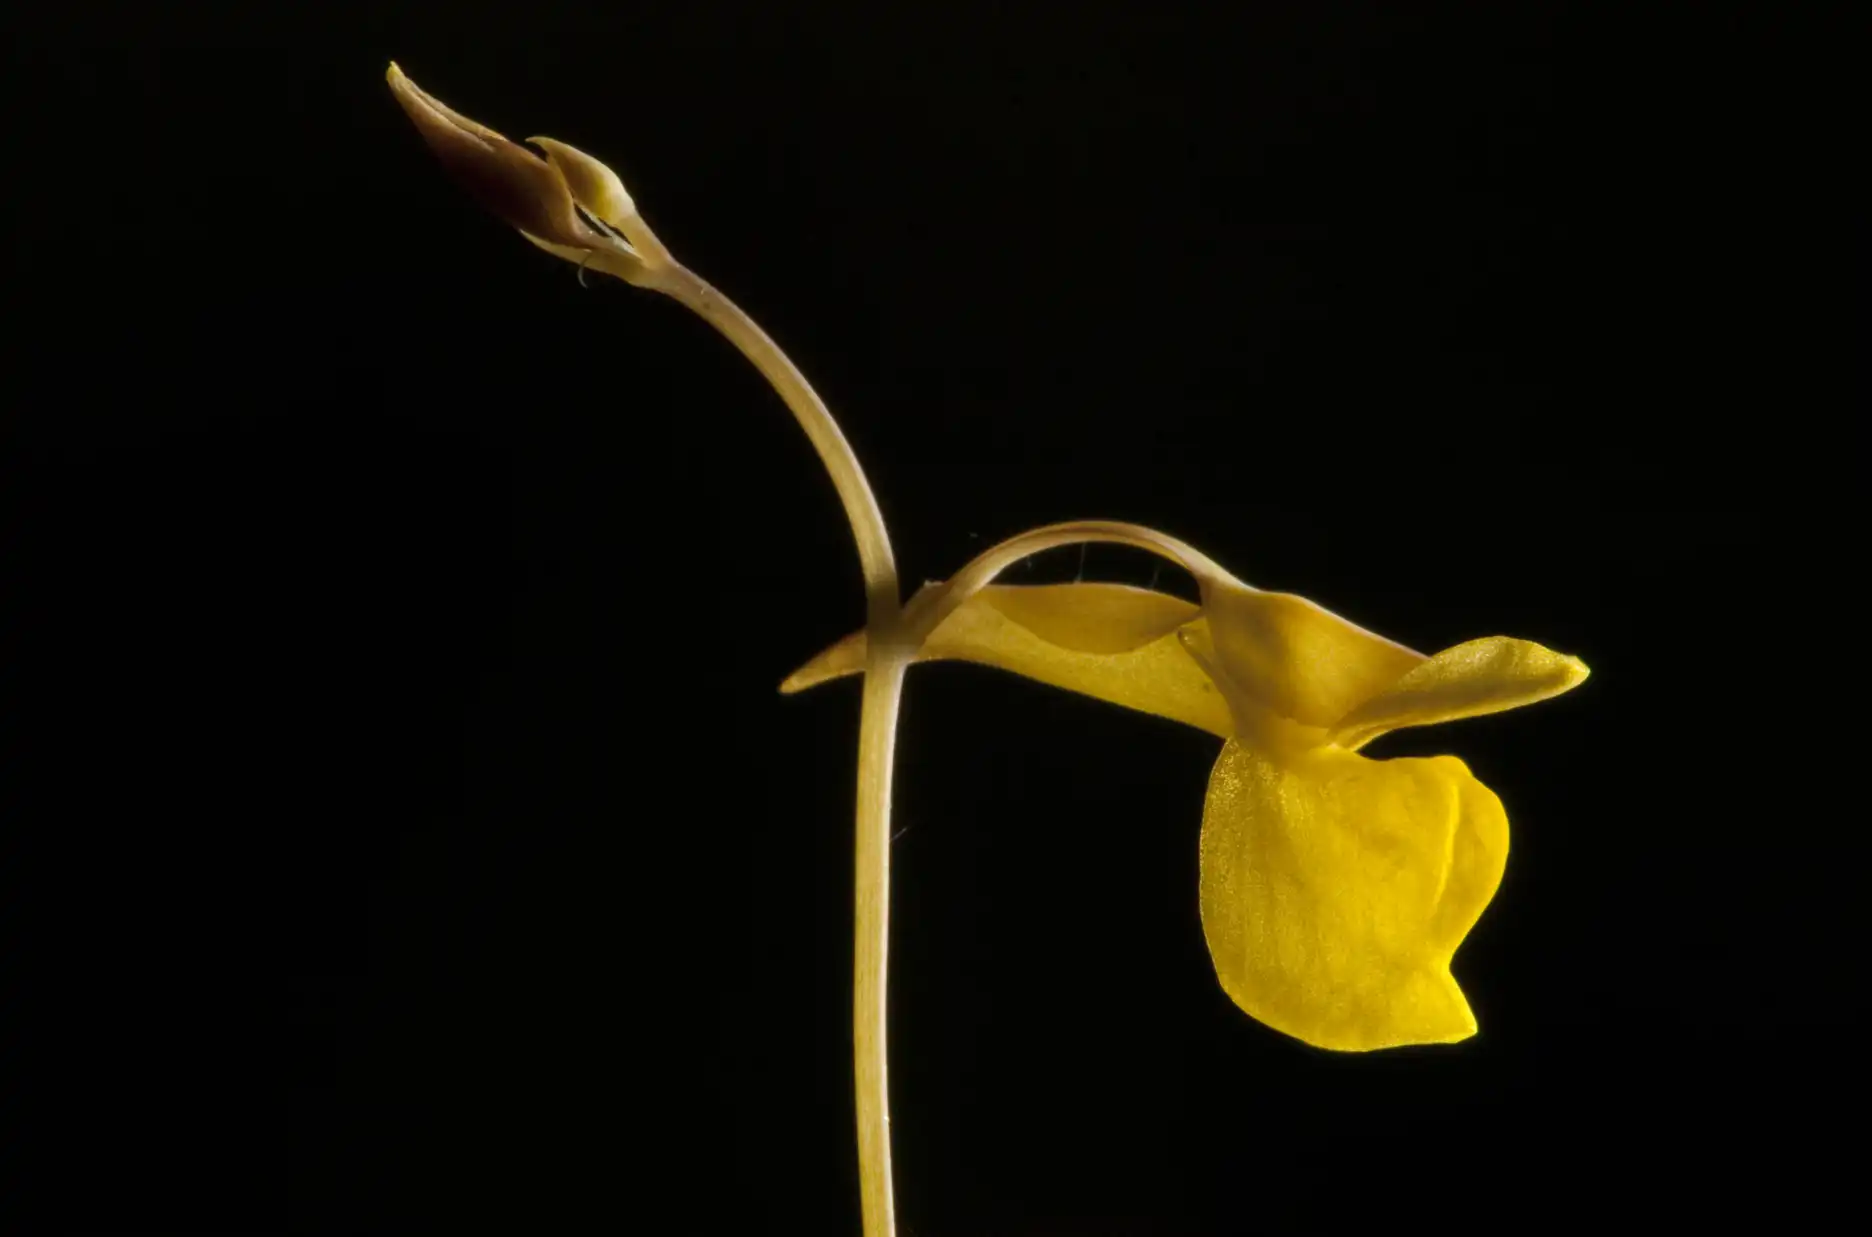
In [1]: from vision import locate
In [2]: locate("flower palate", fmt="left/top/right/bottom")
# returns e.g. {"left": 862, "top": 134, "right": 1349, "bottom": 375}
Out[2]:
{"left": 784, "top": 521, "right": 1589, "bottom": 1052}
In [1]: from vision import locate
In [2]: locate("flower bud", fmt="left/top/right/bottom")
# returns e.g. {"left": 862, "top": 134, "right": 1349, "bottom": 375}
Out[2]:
{"left": 387, "top": 63, "right": 611, "bottom": 257}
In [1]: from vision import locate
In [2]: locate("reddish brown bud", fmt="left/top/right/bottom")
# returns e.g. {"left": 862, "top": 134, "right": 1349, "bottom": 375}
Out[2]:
{"left": 386, "top": 63, "right": 603, "bottom": 252}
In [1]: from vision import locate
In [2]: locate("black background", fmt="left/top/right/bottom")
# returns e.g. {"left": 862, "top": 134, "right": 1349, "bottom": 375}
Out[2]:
{"left": 2, "top": 3, "right": 1849, "bottom": 1233}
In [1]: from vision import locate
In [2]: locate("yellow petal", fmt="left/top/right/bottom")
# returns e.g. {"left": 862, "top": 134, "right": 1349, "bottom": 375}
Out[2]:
{"left": 1174, "top": 621, "right": 1330, "bottom": 754}
{"left": 979, "top": 582, "right": 1196, "bottom": 655}
{"left": 1328, "top": 637, "right": 1591, "bottom": 751}
{"left": 1200, "top": 582, "right": 1426, "bottom": 729}
{"left": 528, "top": 136, "right": 678, "bottom": 271}
{"left": 528, "top": 137, "right": 637, "bottom": 228}
{"left": 1198, "top": 740, "right": 1507, "bottom": 1052}
{"left": 780, "top": 626, "right": 868, "bottom": 691}
{"left": 781, "top": 583, "right": 1234, "bottom": 738}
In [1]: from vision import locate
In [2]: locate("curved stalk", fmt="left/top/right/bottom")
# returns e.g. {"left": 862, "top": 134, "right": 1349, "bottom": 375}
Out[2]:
{"left": 901, "top": 518, "right": 1241, "bottom": 646}
{"left": 653, "top": 261, "right": 905, "bottom": 1237}
{"left": 652, "top": 263, "right": 898, "bottom": 615}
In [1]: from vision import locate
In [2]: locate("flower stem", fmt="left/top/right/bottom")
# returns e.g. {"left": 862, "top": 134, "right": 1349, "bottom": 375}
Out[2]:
{"left": 654, "top": 262, "right": 903, "bottom": 1237}
{"left": 852, "top": 648, "right": 907, "bottom": 1235}
{"left": 655, "top": 264, "right": 898, "bottom": 613}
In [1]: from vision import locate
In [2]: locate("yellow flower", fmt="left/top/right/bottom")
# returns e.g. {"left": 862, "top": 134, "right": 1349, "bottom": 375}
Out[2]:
{"left": 784, "top": 521, "right": 1588, "bottom": 1052}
